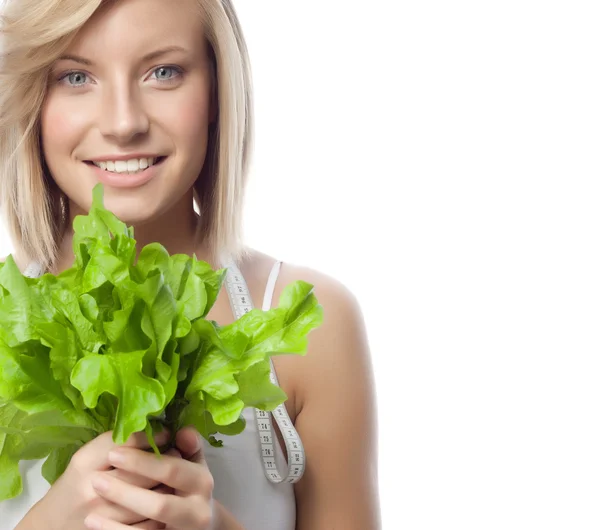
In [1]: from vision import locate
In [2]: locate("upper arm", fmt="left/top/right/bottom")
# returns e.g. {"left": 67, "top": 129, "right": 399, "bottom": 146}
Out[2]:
{"left": 280, "top": 267, "right": 381, "bottom": 530}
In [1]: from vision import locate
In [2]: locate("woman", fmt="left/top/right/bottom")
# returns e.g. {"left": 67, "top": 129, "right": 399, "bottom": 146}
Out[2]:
{"left": 0, "top": 0, "right": 380, "bottom": 528}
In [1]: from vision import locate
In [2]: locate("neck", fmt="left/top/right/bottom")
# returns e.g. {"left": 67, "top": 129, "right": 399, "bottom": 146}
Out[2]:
{"left": 52, "top": 190, "right": 216, "bottom": 274}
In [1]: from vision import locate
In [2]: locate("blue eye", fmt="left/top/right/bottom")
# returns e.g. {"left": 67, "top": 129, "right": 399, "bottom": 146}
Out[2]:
{"left": 151, "top": 66, "right": 182, "bottom": 83}
{"left": 61, "top": 71, "right": 88, "bottom": 86}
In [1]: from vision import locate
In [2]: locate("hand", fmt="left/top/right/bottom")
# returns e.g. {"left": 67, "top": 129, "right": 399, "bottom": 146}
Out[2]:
{"left": 84, "top": 426, "right": 216, "bottom": 530}
{"left": 17, "top": 429, "right": 177, "bottom": 530}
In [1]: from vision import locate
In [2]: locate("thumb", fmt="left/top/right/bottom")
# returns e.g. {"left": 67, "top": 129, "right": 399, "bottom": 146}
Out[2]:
{"left": 175, "top": 426, "right": 206, "bottom": 464}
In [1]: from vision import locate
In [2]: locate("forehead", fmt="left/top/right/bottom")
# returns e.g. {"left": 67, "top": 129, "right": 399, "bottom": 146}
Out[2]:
{"left": 67, "top": 0, "right": 207, "bottom": 59}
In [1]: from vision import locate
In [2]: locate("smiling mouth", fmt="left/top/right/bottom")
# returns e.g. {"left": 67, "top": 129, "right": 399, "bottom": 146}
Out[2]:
{"left": 84, "top": 156, "right": 167, "bottom": 174}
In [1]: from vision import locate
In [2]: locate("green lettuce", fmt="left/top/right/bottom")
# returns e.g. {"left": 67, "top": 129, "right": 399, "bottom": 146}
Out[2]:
{"left": 0, "top": 184, "right": 323, "bottom": 501}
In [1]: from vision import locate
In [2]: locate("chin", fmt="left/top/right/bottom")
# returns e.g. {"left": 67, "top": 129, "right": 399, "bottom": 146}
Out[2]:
{"left": 99, "top": 191, "right": 161, "bottom": 226}
{"left": 64, "top": 184, "right": 155, "bottom": 226}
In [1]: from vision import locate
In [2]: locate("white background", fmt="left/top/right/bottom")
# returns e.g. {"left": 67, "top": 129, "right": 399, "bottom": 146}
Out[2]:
{"left": 2, "top": 1, "right": 600, "bottom": 528}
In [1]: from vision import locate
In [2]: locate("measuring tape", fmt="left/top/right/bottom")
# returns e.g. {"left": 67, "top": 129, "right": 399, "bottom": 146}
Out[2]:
{"left": 224, "top": 261, "right": 306, "bottom": 484}
{"left": 23, "top": 261, "right": 43, "bottom": 278}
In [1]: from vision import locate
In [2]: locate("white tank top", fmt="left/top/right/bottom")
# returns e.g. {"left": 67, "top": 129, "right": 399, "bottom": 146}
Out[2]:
{"left": 0, "top": 260, "right": 297, "bottom": 530}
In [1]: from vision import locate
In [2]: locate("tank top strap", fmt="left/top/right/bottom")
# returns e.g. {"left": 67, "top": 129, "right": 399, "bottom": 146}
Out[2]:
{"left": 262, "top": 260, "right": 282, "bottom": 311}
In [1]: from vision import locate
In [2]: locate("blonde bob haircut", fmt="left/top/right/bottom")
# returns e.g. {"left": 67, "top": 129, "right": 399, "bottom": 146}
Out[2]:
{"left": 0, "top": 0, "right": 253, "bottom": 270}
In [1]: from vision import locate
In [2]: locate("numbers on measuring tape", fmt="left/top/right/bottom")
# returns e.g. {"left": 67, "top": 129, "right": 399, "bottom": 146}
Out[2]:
{"left": 224, "top": 262, "right": 307, "bottom": 485}
{"left": 293, "top": 451, "right": 305, "bottom": 464}
{"left": 235, "top": 294, "right": 250, "bottom": 306}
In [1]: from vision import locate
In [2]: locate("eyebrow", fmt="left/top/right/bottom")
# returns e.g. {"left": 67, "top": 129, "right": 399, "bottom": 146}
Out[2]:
{"left": 57, "top": 45, "right": 188, "bottom": 66}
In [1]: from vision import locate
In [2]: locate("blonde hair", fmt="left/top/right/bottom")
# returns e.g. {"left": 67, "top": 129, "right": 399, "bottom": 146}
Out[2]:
{"left": 0, "top": 0, "right": 254, "bottom": 270}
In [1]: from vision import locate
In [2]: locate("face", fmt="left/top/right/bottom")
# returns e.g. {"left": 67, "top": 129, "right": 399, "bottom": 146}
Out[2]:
{"left": 41, "top": 0, "right": 215, "bottom": 226}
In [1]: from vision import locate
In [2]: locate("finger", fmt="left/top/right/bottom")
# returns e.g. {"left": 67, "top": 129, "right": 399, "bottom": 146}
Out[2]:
{"left": 122, "top": 427, "right": 171, "bottom": 449}
{"left": 93, "top": 471, "right": 179, "bottom": 526}
{"left": 74, "top": 428, "right": 172, "bottom": 471}
{"left": 90, "top": 449, "right": 181, "bottom": 525}
{"left": 108, "top": 448, "right": 182, "bottom": 488}
{"left": 106, "top": 446, "right": 209, "bottom": 493}
{"left": 84, "top": 514, "right": 165, "bottom": 530}
{"left": 91, "top": 473, "right": 211, "bottom": 527}
{"left": 175, "top": 426, "right": 206, "bottom": 464}
{"left": 91, "top": 503, "right": 150, "bottom": 528}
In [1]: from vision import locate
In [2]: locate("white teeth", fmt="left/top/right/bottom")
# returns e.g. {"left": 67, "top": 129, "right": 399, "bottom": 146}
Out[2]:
{"left": 92, "top": 157, "right": 157, "bottom": 174}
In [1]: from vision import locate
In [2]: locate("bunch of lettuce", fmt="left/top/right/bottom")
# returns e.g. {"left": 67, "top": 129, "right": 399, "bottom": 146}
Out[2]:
{"left": 0, "top": 184, "right": 323, "bottom": 501}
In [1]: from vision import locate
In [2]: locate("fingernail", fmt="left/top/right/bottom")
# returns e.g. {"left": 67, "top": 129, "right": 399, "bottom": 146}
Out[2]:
{"left": 84, "top": 515, "right": 102, "bottom": 530}
{"left": 91, "top": 476, "right": 109, "bottom": 493}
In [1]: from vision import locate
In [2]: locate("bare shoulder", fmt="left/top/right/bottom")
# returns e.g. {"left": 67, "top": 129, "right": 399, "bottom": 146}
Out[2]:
{"left": 277, "top": 257, "right": 373, "bottom": 411}
{"left": 241, "top": 247, "right": 359, "bottom": 308}
{"left": 240, "top": 248, "right": 372, "bottom": 414}
{"left": 240, "top": 247, "right": 365, "bottom": 347}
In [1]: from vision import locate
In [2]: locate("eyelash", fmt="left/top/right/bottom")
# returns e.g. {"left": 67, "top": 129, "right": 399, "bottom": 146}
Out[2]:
{"left": 56, "top": 65, "right": 185, "bottom": 88}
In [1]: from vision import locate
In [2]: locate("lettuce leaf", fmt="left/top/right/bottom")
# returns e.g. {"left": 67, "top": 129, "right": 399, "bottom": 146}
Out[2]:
{"left": 0, "top": 184, "right": 323, "bottom": 500}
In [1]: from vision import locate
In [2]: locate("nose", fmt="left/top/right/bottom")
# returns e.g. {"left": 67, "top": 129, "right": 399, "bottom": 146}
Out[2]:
{"left": 99, "top": 82, "right": 150, "bottom": 144}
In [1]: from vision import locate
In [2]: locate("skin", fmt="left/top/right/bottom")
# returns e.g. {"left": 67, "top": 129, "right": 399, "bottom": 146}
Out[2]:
{"left": 20, "top": 0, "right": 381, "bottom": 528}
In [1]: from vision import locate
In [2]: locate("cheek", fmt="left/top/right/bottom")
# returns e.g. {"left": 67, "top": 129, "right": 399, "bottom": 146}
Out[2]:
{"left": 159, "top": 87, "right": 212, "bottom": 151}
{"left": 41, "top": 95, "right": 88, "bottom": 160}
